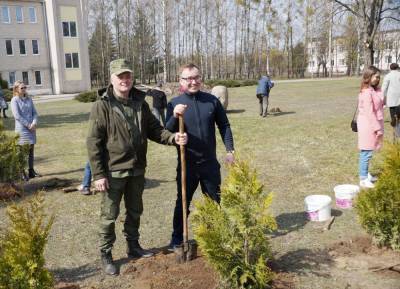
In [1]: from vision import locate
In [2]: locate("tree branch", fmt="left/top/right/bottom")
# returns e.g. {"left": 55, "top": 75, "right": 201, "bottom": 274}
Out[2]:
{"left": 333, "top": 0, "right": 362, "bottom": 17}
{"left": 381, "top": 16, "right": 400, "bottom": 22}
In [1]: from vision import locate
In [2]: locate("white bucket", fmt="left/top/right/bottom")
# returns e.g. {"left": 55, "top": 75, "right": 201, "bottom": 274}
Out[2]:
{"left": 334, "top": 184, "right": 360, "bottom": 209}
{"left": 304, "top": 195, "right": 332, "bottom": 222}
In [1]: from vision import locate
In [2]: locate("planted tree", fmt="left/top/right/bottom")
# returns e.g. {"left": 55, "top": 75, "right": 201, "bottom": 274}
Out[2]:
{"left": 356, "top": 142, "right": 400, "bottom": 251}
{"left": 192, "top": 159, "right": 277, "bottom": 289}
{"left": 0, "top": 121, "right": 27, "bottom": 183}
{"left": 0, "top": 193, "right": 54, "bottom": 288}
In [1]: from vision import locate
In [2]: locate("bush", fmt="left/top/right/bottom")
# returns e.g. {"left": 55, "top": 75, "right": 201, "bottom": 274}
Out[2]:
{"left": 3, "top": 89, "right": 13, "bottom": 102}
{"left": 0, "top": 122, "right": 28, "bottom": 183}
{"left": 355, "top": 142, "right": 400, "bottom": 251}
{"left": 0, "top": 76, "right": 8, "bottom": 90}
{"left": 192, "top": 158, "right": 277, "bottom": 289}
{"left": 0, "top": 193, "right": 54, "bottom": 288}
{"left": 75, "top": 90, "right": 97, "bottom": 102}
{"left": 204, "top": 79, "right": 257, "bottom": 88}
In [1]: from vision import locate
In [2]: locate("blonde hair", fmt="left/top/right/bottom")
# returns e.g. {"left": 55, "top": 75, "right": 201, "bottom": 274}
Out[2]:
{"left": 13, "top": 80, "right": 26, "bottom": 97}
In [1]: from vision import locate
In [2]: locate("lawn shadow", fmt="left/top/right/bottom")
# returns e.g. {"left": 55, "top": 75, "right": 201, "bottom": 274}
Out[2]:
{"left": 52, "top": 263, "right": 98, "bottom": 283}
{"left": 226, "top": 109, "right": 245, "bottom": 114}
{"left": 44, "top": 168, "right": 85, "bottom": 177}
{"left": 144, "top": 178, "right": 169, "bottom": 189}
{"left": 272, "top": 211, "right": 309, "bottom": 237}
{"left": 270, "top": 111, "right": 296, "bottom": 117}
{"left": 271, "top": 248, "right": 333, "bottom": 278}
{"left": 35, "top": 112, "right": 90, "bottom": 128}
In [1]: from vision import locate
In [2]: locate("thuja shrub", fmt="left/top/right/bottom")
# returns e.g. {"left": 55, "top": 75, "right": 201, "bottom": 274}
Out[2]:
{"left": 0, "top": 193, "right": 54, "bottom": 288}
{"left": 0, "top": 121, "right": 28, "bottom": 183}
{"left": 355, "top": 142, "right": 400, "bottom": 251}
{"left": 192, "top": 158, "right": 277, "bottom": 289}
{"left": 75, "top": 90, "right": 97, "bottom": 103}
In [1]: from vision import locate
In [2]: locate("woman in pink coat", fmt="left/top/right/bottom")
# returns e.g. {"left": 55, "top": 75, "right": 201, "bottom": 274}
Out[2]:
{"left": 357, "top": 66, "right": 384, "bottom": 188}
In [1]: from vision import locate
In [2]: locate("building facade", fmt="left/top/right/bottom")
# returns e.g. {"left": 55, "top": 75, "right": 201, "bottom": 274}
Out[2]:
{"left": 307, "top": 30, "right": 400, "bottom": 76}
{"left": 0, "top": 0, "right": 90, "bottom": 95}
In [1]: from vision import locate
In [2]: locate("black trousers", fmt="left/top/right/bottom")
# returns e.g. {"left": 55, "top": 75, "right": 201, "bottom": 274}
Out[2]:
{"left": 171, "top": 159, "right": 221, "bottom": 244}
{"left": 389, "top": 106, "right": 400, "bottom": 127}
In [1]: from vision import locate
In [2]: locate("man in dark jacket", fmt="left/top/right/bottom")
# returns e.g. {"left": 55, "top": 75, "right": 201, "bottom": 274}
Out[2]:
{"left": 256, "top": 75, "right": 274, "bottom": 117}
{"left": 146, "top": 82, "right": 168, "bottom": 126}
{"left": 165, "top": 63, "right": 235, "bottom": 249}
{"left": 87, "top": 59, "right": 187, "bottom": 275}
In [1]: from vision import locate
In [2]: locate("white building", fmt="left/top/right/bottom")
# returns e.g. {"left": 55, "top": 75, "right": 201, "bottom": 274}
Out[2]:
{"left": 307, "top": 29, "right": 400, "bottom": 75}
{"left": 0, "top": 0, "right": 90, "bottom": 95}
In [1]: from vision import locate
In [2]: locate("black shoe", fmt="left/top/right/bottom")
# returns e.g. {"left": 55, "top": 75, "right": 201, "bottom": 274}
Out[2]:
{"left": 167, "top": 240, "right": 182, "bottom": 252}
{"left": 28, "top": 169, "right": 42, "bottom": 178}
{"left": 21, "top": 171, "right": 29, "bottom": 182}
{"left": 127, "top": 240, "right": 154, "bottom": 258}
{"left": 101, "top": 251, "right": 118, "bottom": 275}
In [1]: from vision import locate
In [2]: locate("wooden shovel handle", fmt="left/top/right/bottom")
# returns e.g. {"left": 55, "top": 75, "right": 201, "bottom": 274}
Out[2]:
{"left": 179, "top": 115, "right": 188, "bottom": 248}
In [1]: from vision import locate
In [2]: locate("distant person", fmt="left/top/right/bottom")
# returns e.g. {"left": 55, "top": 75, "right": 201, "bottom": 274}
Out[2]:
{"left": 146, "top": 82, "right": 168, "bottom": 126}
{"left": 0, "top": 86, "right": 8, "bottom": 118}
{"left": 382, "top": 63, "right": 400, "bottom": 137}
{"left": 10, "top": 81, "right": 41, "bottom": 180}
{"left": 357, "top": 66, "right": 384, "bottom": 189}
{"left": 87, "top": 59, "right": 187, "bottom": 275}
{"left": 77, "top": 161, "right": 92, "bottom": 195}
{"left": 165, "top": 63, "right": 235, "bottom": 250}
{"left": 256, "top": 75, "right": 274, "bottom": 117}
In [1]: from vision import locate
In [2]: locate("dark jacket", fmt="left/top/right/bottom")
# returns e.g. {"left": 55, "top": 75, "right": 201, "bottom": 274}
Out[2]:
{"left": 147, "top": 89, "right": 167, "bottom": 109}
{"left": 166, "top": 91, "right": 234, "bottom": 164}
{"left": 256, "top": 76, "right": 274, "bottom": 96}
{"left": 87, "top": 85, "right": 175, "bottom": 180}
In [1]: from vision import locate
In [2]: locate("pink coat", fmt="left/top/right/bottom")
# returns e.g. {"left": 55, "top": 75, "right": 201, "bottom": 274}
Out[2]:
{"left": 357, "top": 87, "right": 384, "bottom": 150}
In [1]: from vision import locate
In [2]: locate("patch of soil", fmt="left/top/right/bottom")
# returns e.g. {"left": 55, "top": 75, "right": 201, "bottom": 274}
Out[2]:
{"left": 120, "top": 251, "right": 294, "bottom": 289}
{"left": 0, "top": 182, "right": 23, "bottom": 200}
{"left": 328, "top": 235, "right": 400, "bottom": 289}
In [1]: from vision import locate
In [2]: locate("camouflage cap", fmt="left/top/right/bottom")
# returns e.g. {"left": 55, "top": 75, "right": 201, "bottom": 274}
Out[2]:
{"left": 109, "top": 59, "right": 132, "bottom": 76}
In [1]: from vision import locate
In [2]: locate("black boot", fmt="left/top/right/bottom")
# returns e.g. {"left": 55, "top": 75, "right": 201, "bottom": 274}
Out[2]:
{"left": 127, "top": 240, "right": 154, "bottom": 258}
{"left": 29, "top": 169, "right": 42, "bottom": 178}
{"left": 100, "top": 251, "right": 117, "bottom": 275}
{"left": 2, "top": 109, "right": 7, "bottom": 118}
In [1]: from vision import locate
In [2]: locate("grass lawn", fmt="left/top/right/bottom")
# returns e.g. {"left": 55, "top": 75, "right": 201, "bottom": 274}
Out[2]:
{"left": 1, "top": 78, "right": 398, "bottom": 289}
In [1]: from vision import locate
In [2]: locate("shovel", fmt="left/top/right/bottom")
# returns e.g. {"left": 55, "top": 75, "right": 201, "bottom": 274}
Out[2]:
{"left": 175, "top": 115, "right": 197, "bottom": 263}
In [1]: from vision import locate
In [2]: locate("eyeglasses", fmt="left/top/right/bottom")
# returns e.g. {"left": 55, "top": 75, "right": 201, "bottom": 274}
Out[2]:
{"left": 181, "top": 75, "right": 202, "bottom": 83}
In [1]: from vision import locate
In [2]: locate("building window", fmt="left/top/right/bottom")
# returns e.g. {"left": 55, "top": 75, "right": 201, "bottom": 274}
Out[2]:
{"left": 331, "top": 60, "right": 334, "bottom": 65}
{"left": 22, "top": 71, "right": 29, "bottom": 85}
{"left": 28, "top": 7, "right": 36, "bottom": 23}
{"left": 374, "top": 57, "right": 379, "bottom": 64}
{"left": 19, "top": 40, "right": 26, "bottom": 55}
{"left": 62, "top": 21, "right": 77, "bottom": 37}
{"left": 1, "top": 6, "right": 10, "bottom": 23}
{"left": 5, "top": 40, "right": 13, "bottom": 55}
{"left": 34, "top": 71, "right": 42, "bottom": 85}
{"left": 32, "top": 39, "right": 39, "bottom": 55}
{"left": 386, "top": 41, "right": 393, "bottom": 50}
{"left": 16, "top": 6, "right": 23, "bottom": 23}
{"left": 340, "top": 59, "right": 345, "bottom": 65}
{"left": 9, "top": 72, "right": 16, "bottom": 86}
{"left": 386, "top": 55, "right": 392, "bottom": 63}
{"left": 65, "top": 53, "right": 80, "bottom": 68}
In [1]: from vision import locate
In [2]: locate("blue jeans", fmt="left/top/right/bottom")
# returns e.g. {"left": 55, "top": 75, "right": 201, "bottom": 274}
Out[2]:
{"left": 359, "top": 150, "right": 373, "bottom": 180}
{"left": 82, "top": 162, "right": 92, "bottom": 188}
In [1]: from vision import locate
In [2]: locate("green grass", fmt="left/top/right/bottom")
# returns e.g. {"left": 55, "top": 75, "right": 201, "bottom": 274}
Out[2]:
{"left": 0, "top": 78, "right": 395, "bottom": 288}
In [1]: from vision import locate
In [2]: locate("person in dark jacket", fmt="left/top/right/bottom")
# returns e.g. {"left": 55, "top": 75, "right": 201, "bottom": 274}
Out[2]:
{"left": 165, "top": 63, "right": 235, "bottom": 250}
{"left": 146, "top": 82, "right": 168, "bottom": 126}
{"left": 256, "top": 75, "right": 274, "bottom": 117}
{"left": 0, "top": 86, "right": 8, "bottom": 118}
{"left": 87, "top": 59, "right": 187, "bottom": 276}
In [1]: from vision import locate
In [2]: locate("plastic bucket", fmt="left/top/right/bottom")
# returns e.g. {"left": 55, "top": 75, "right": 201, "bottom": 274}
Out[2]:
{"left": 304, "top": 195, "right": 332, "bottom": 222}
{"left": 334, "top": 184, "right": 360, "bottom": 209}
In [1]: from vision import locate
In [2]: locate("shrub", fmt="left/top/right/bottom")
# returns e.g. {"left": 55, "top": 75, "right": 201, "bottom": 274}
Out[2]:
{"left": 3, "top": 89, "right": 13, "bottom": 102}
{"left": 192, "top": 158, "right": 277, "bottom": 289}
{"left": 204, "top": 79, "right": 257, "bottom": 88}
{"left": 0, "top": 121, "right": 28, "bottom": 183}
{"left": 0, "top": 193, "right": 54, "bottom": 288}
{"left": 0, "top": 76, "right": 8, "bottom": 90}
{"left": 355, "top": 141, "right": 400, "bottom": 251}
{"left": 75, "top": 90, "right": 97, "bottom": 103}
